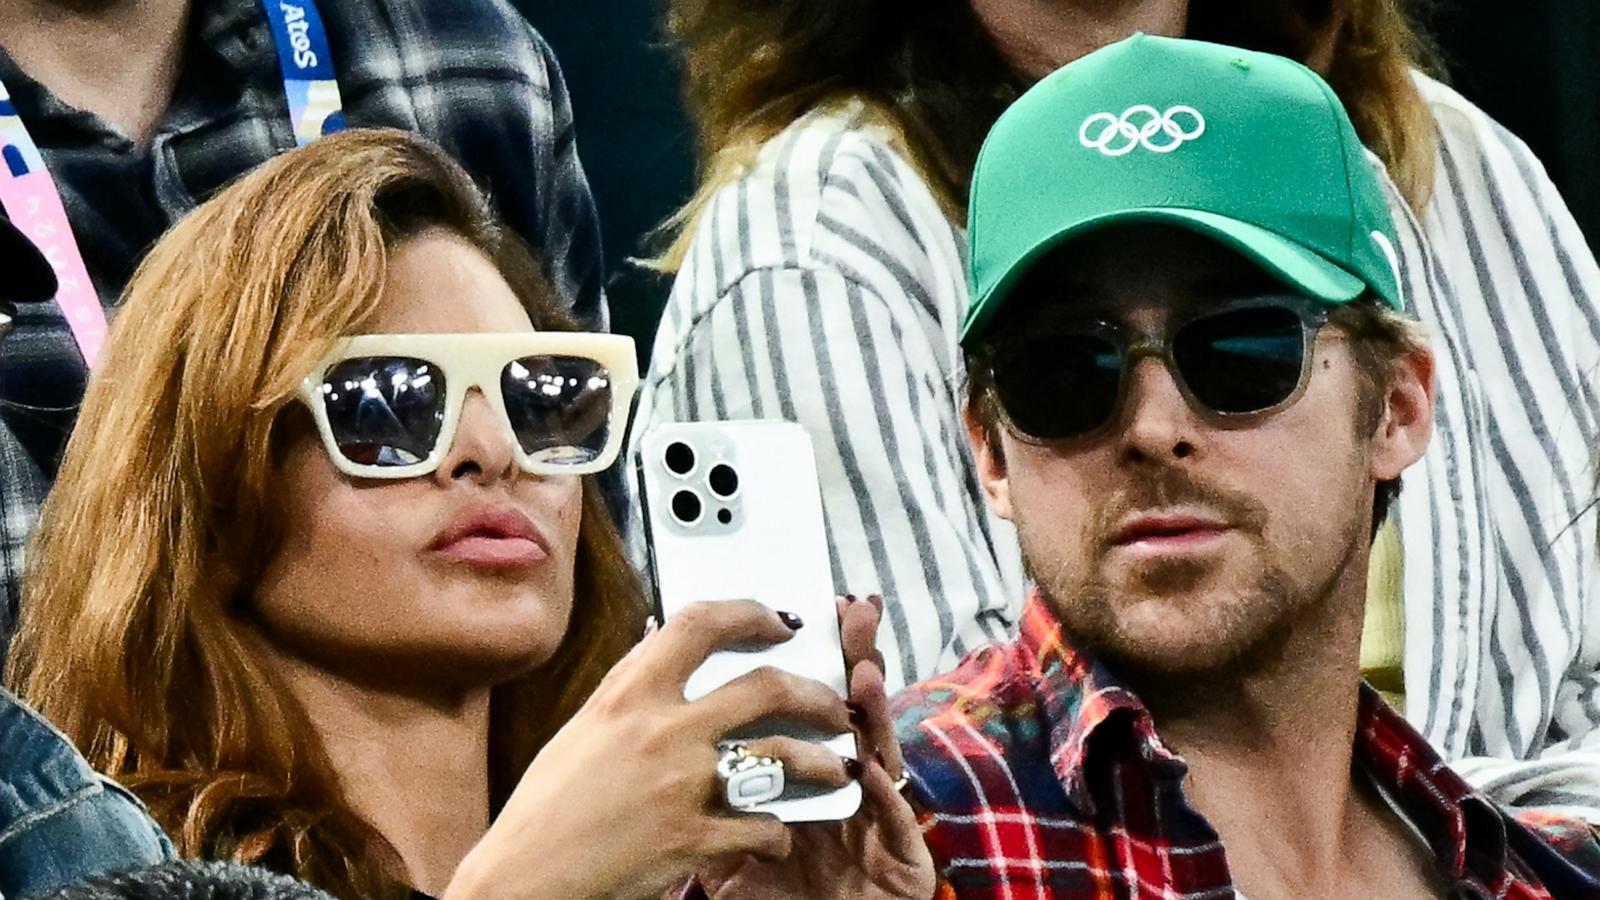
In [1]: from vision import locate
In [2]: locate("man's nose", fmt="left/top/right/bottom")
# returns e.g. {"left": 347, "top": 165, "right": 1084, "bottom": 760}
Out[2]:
{"left": 1116, "top": 355, "right": 1199, "bottom": 463}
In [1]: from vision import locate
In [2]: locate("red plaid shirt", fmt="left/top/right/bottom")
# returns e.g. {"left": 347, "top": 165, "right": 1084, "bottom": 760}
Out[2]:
{"left": 891, "top": 593, "right": 1600, "bottom": 899}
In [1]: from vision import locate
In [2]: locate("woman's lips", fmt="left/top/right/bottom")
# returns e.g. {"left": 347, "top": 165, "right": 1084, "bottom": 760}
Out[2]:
{"left": 434, "top": 535, "right": 548, "bottom": 568}
{"left": 429, "top": 507, "right": 549, "bottom": 569}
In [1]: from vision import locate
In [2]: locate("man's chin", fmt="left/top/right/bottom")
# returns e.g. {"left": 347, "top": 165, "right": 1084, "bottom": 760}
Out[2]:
{"left": 1101, "top": 553, "right": 1216, "bottom": 598}
{"left": 1062, "top": 608, "right": 1273, "bottom": 672}
{"left": 1085, "top": 628, "right": 1273, "bottom": 679}
{"left": 1047, "top": 583, "right": 1301, "bottom": 681}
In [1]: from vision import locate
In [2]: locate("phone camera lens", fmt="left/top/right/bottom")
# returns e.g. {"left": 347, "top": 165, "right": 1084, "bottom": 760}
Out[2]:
{"left": 707, "top": 463, "right": 739, "bottom": 498}
{"left": 716, "top": 508, "right": 733, "bottom": 525}
{"left": 664, "top": 441, "right": 696, "bottom": 476}
{"left": 670, "top": 489, "right": 703, "bottom": 525}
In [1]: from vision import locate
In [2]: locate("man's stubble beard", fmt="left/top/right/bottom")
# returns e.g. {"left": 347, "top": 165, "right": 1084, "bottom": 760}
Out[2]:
{"left": 1019, "top": 469, "right": 1369, "bottom": 685}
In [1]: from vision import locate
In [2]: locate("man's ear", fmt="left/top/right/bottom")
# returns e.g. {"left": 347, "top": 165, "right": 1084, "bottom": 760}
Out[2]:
{"left": 1369, "top": 344, "right": 1434, "bottom": 481}
{"left": 964, "top": 405, "right": 1014, "bottom": 521}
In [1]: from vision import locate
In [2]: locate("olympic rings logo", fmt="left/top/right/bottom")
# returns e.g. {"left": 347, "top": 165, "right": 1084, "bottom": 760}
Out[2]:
{"left": 1078, "top": 105, "right": 1207, "bottom": 157}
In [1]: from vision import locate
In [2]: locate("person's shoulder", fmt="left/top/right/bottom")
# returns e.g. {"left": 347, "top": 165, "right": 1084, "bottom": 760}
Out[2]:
{"left": 760, "top": 103, "right": 930, "bottom": 196}
{"left": 1412, "top": 72, "right": 1493, "bottom": 135}
{"left": 1411, "top": 71, "right": 1543, "bottom": 181}
{"left": 685, "top": 102, "right": 958, "bottom": 281}
{"left": 0, "top": 688, "right": 101, "bottom": 812}
{"left": 0, "top": 690, "right": 171, "bottom": 888}
{"left": 0, "top": 690, "right": 161, "bottom": 838}
{"left": 330, "top": 0, "right": 555, "bottom": 83}
{"left": 1504, "top": 809, "right": 1600, "bottom": 891}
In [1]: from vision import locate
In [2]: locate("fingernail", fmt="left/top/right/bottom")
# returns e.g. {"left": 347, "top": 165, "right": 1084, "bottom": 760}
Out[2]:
{"left": 844, "top": 757, "right": 863, "bottom": 780}
{"left": 866, "top": 594, "right": 884, "bottom": 613}
{"left": 846, "top": 702, "right": 865, "bottom": 725}
{"left": 843, "top": 593, "right": 858, "bottom": 604}
{"left": 777, "top": 611, "right": 804, "bottom": 630}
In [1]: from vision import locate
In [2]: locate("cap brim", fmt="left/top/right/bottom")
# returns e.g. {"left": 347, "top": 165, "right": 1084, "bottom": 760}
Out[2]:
{"left": 963, "top": 208, "right": 1367, "bottom": 344}
{"left": 0, "top": 217, "right": 56, "bottom": 303}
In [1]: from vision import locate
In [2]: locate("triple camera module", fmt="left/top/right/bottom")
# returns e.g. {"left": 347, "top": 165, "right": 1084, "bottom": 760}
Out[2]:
{"left": 662, "top": 439, "right": 741, "bottom": 533}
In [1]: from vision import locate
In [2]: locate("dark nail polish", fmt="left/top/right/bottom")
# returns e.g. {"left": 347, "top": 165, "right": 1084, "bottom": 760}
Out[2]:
{"left": 866, "top": 594, "right": 884, "bottom": 613}
{"left": 847, "top": 702, "right": 866, "bottom": 724}
{"left": 844, "top": 593, "right": 859, "bottom": 604}
{"left": 777, "top": 611, "right": 804, "bottom": 630}
{"left": 844, "top": 757, "right": 864, "bottom": 780}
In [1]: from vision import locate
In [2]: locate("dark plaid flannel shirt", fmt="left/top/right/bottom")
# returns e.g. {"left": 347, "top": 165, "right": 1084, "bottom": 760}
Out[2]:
{"left": 893, "top": 593, "right": 1600, "bottom": 899}
{"left": 0, "top": 0, "right": 606, "bottom": 663}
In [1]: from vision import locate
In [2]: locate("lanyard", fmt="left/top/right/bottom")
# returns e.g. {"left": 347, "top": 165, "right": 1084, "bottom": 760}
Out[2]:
{"left": 259, "top": 0, "right": 346, "bottom": 144}
{"left": 0, "top": 0, "right": 346, "bottom": 369}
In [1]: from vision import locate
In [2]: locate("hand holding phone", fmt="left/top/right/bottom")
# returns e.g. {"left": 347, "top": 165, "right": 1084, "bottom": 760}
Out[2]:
{"left": 446, "top": 600, "right": 864, "bottom": 900}
{"left": 637, "top": 421, "right": 862, "bottom": 822}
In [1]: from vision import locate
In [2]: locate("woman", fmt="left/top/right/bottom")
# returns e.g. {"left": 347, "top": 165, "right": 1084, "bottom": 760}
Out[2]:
{"left": 6, "top": 129, "right": 933, "bottom": 899}
{"left": 644, "top": 0, "right": 1600, "bottom": 817}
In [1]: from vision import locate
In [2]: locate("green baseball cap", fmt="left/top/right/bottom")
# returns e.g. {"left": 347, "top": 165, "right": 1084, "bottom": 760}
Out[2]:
{"left": 961, "top": 34, "right": 1403, "bottom": 346}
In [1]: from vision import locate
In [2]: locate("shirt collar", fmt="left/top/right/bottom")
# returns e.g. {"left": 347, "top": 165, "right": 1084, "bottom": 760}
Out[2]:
{"left": 1015, "top": 591, "right": 1185, "bottom": 815}
{"left": 1353, "top": 684, "right": 1512, "bottom": 890}
{"left": 1023, "top": 590, "right": 1512, "bottom": 886}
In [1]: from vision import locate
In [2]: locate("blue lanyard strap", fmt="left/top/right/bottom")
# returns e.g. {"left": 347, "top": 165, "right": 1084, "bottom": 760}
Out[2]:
{"left": 259, "top": 0, "right": 346, "bottom": 145}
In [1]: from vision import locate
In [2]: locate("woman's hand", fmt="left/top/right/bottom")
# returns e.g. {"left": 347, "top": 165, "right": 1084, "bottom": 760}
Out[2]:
{"left": 442, "top": 600, "right": 857, "bottom": 900}
{"left": 695, "top": 596, "right": 937, "bottom": 900}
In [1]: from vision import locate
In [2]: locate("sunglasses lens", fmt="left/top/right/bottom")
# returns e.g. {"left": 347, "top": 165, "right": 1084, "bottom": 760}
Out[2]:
{"left": 501, "top": 355, "right": 616, "bottom": 466}
{"left": 318, "top": 356, "right": 446, "bottom": 469}
{"left": 1174, "top": 304, "right": 1307, "bottom": 414}
{"left": 991, "top": 332, "right": 1122, "bottom": 440}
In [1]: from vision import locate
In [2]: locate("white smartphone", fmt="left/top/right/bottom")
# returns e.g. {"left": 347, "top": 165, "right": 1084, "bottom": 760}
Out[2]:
{"left": 637, "top": 420, "right": 862, "bottom": 823}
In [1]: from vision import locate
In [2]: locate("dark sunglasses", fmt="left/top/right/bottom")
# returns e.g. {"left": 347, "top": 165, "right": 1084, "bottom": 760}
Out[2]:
{"left": 983, "top": 295, "right": 1335, "bottom": 442}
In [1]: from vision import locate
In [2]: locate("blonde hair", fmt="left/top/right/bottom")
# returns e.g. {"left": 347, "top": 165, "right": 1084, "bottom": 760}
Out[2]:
{"left": 657, "top": 0, "right": 1441, "bottom": 272}
{"left": 6, "top": 129, "right": 646, "bottom": 897}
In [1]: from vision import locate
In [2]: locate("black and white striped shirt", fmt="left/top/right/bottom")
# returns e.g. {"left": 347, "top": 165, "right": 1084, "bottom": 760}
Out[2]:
{"left": 633, "top": 78, "right": 1600, "bottom": 817}
{"left": 631, "top": 101, "right": 1023, "bottom": 690}
{"left": 1389, "top": 76, "right": 1600, "bottom": 820}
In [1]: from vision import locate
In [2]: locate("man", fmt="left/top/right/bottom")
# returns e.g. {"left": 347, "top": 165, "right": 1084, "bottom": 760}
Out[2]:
{"left": 0, "top": 207, "right": 172, "bottom": 898}
{"left": 892, "top": 35, "right": 1600, "bottom": 897}
{"left": 0, "top": 0, "right": 606, "bottom": 654}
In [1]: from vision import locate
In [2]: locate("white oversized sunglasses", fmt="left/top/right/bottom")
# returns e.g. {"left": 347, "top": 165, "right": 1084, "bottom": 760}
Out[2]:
{"left": 297, "top": 332, "right": 638, "bottom": 479}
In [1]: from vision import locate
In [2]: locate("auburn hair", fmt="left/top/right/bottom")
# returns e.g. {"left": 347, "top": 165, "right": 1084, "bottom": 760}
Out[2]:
{"left": 5, "top": 129, "right": 646, "bottom": 898}
{"left": 658, "top": 0, "right": 1440, "bottom": 271}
